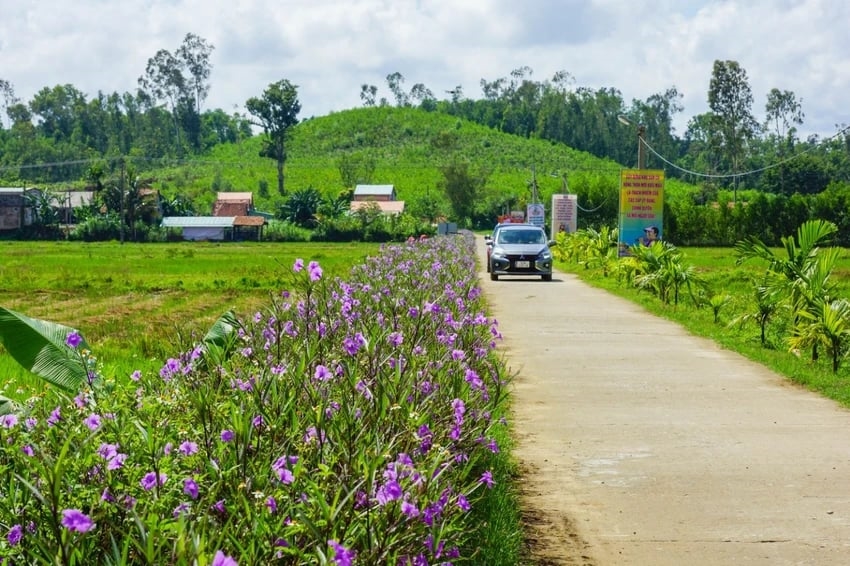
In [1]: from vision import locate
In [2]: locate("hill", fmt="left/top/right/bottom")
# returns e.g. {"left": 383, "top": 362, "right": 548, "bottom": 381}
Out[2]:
{"left": 151, "top": 106, "right": 647, "bottom": 225}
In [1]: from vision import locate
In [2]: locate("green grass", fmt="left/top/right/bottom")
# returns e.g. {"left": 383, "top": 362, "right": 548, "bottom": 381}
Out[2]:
{"left": 0, "top": 240, "right": 380, "bottom": 396}
{"left": 555, "top": 246, "right": 850, "bottom": 407}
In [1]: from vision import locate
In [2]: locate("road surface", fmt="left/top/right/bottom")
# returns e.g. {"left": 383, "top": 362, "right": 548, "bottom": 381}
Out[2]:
{"left": 478, "top": 237, "right": 850, "bottom": 565}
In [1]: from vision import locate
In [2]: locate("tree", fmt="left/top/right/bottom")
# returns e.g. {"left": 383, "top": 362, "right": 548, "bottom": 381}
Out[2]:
{"left": 176, "top": 33, "right": 214, "bottom": 115}
{"left": 440, "top": 161, "right": 487, "bottom": 225}
{"left": 0, "top": 79, "right": 19, "bottom": 129}
{"left": 138, "top": 48, "right": 185, "bottom": 150}
{"left": 764, "top": 88, "right": 804, "bottom": 143}
{"left": 279, "top": 187, "right": 323, "bottom": 227}
{"left": 386, "top": 72, "right": 409, "bottom": 107}
{"left": 707, "top": 60, "right": 759, "bottom": 201}
{"left": 245, "top": 79, "right": 301, "bottom": 195}
{"left": 360, "top": 84, "right": 378, "bottom": 107}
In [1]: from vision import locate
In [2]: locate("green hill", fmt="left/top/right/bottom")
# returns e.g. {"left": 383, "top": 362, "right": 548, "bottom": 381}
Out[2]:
{"left": 151, "top": 106, "right": 642, "bottom": 226}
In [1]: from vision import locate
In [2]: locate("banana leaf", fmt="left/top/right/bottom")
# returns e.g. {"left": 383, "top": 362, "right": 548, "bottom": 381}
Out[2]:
{"left": 202, "top": 310, "right": 239, "bottom": 350}
{"left": 0, "top": 307, "right": 90, "bottom": 393}
{"left": 199, "top": 310, "right": 241, "bottom": 368}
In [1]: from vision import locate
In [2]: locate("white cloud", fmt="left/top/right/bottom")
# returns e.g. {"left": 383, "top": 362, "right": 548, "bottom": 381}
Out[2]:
{"left": 1, "top": 0, "right": 847, "bottom": 141}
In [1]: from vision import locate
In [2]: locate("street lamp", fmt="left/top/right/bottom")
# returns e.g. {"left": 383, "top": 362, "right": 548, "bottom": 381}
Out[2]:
{"left": 617, "top": 115, "right": 646, "bottom": 170}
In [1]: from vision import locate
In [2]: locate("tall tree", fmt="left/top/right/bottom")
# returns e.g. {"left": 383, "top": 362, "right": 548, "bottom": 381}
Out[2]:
{"left": 176, "top": 33, "right": 214, "bottom": 115}
{"left": 360, "top": 84, "right": 378, "bottom": 107}
{"left": 0, "top": 79, "right": 19, "bottom": 129}
{"left": 764, "top": 88, "right": 804, "bottom": 144}
{"left": 707, "top": 60, "right": 759, "bottom": 200}
{"left": 386, "top": 72, "right": 409, "bottom": 107}
{"left": 138, "top": 49, "right": 185, "bottom": 151}
{"left": 246, "top": 79, "right": 301, "bottom": 195}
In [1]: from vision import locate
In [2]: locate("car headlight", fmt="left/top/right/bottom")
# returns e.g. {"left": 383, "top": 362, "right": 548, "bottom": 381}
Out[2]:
{"left": 539, "top": 249, "right": 552, "bottom": 260}
{"left": 491, "top": 247, "right": 505, "bottom": 259}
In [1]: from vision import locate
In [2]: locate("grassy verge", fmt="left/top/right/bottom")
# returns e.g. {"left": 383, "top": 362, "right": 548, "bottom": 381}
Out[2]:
{"left": 554, "top": 246, "right": 850, "bottom": 408}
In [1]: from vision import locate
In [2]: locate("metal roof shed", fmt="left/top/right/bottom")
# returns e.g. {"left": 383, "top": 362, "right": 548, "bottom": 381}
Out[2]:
{"left": 162, "top": 216, "right": 235, "bottom": 241}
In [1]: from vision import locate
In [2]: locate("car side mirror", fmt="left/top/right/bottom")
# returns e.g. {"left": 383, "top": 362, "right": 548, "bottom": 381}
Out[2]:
{"left": 548, "top": 240, "right": 557, "bottom": 247}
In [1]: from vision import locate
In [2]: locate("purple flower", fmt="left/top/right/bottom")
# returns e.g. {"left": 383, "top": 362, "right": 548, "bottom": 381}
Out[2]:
{"left": 401, "top": 499, "right": 419, "bottom": 518}
{"left": 375, "top": 480, "right": 402, "bottom": 506}
{"left": 388, "top": 332, "right": 404, "bottom": 347}
{"left": 140, "top": 471, "right": 167, "bottom": 491}
{"left": 107, "top": 453, "right": 128, "bottom": 470}
{"left": 61, "top": 509, "right": 95, "bottom": 533}
{"left": 21, "top": 445, "right": 34, "bottom": 457}
{"left": 457, "top": 494, "right": 471, "bottom": 511}
{"left": 212, "top": 550, "right": 238, "bottom": 566}
{"left": 314, "top": 365, "right": 331, "bottom": 381}
{"left": 173, "top": 502, "right": 191, "bottom": 518}
{"left": 65, "top": 331, "right": 83, "bottom": 349}
{"left": 293, "top": 258, "right": 304, "bottom": 272}
{"left": 328, "top": 540, "right": 356, "bottom": 566}
{"left": 83, "top": 413, "right": 102, "bottom": 431}
{"left": 179, "top": 440, "right": 199, "bottom": 456}
{"left": 130, "top": 369, "right": 142, "bottom": 381}
{"left": 7, "top": 524, "right": 22, "bottom": 546}
{"left": 272, "top": 456, "right": 295, "bottom": 485}
{"left": 479, "top": 470, "right": 495, "bottom": 489}
{"left": 308, "top": 261, "right": 323, "bottom": 281}
{"left": 252, "top": 414, "right": 264, "bottom": 428}
{"left": 47, "top": 406, "right": 61, "bottom": 426}
{"left": 451, "top": 349, "right": 466, "bottom": 361}
{"left": 220, "top": 429, "right": 234, "bottom": 442}
{"left": 266, "top": 496, "right": 277, "bottom": 513}
{"left": 1, "top": 414, "right": 18, "bottom": 428}
{"left": 159, "top": 358, "right": 182, "bottom": 381}
{"left": 184, "top": 477, "right": 199, "bottom": 499}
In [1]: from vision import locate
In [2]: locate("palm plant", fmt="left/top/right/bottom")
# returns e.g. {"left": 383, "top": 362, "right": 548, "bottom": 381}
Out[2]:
{"left": 788, "top": 299, "right": 850, "bottom": 373}
{"left": 735, "top": 219, "right": 839, "bottom": 358}
{"left": 728, "top": 274, "right": 787, "bottom": 346}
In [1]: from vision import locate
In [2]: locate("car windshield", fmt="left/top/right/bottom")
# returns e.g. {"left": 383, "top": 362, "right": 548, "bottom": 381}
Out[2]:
{"left": 498, "top": 229, "right": 545, "bottom": 245}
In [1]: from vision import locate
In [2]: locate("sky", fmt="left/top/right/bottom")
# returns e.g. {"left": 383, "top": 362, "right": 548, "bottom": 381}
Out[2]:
{"left": 2, "top": 0, "right": 849, "bottom": 145}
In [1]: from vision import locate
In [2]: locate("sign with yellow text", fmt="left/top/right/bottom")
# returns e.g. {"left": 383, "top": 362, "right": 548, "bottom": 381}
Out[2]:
{"left": 618, "top": 169, "right": 664, "bottom": 256}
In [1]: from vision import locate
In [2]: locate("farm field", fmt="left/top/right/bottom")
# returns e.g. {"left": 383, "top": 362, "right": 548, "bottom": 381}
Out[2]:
{"left": 0, "top": 240, "right": 380, "bottom": 396}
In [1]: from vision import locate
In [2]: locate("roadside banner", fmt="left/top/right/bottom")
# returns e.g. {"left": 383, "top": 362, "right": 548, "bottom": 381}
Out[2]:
{"left": 618, "top": 169, "right": 664, "bottom": 256}
{"left": 527, "top": 203, "right": 545, "bottom": 227}
{"left": 551, "top": 194, "right": 577, "bottom": 239}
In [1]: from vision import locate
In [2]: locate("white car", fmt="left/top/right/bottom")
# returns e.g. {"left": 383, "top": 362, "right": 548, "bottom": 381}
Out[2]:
{"left": 487, "top": 224, "right": 554, "bottom": 281}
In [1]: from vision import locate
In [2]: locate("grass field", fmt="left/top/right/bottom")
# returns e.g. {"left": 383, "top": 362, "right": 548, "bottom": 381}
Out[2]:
{"left": 0, "top": 240, "right": 380, "bottom": 397}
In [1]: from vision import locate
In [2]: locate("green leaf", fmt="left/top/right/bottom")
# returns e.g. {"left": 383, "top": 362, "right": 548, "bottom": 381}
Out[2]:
{"left": 202, "top": 310, "right": 239, "bottom": 350}
{"left": 0, "top": 307, "right": 89, "bottom": 392}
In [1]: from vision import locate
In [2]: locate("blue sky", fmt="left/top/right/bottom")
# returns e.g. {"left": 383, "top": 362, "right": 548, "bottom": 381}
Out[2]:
{"left": 2, "top": 0, "right": 847, "bottom": 141}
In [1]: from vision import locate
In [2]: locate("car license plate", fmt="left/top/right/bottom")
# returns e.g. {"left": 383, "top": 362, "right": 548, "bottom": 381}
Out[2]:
{"left": 515, "top": 260, "right": 530, "bottom": 268}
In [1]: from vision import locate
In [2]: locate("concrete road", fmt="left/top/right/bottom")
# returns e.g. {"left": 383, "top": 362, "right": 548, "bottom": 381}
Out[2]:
{"left": 477, "top": 237, "right": 850, "bottom": 565}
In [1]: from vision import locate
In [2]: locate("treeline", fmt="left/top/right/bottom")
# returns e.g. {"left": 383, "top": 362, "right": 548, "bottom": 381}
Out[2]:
{"left": 0, "top": 34, "right": 253, "bottom": 185}
{"left": 362, "top": 63, "right": 850, "bottom": 196}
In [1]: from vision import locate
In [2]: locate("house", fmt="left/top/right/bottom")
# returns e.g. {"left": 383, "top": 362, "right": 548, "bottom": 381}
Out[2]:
{"left": 213, "top": 192, "right": 254, "bottom": 217}
{"left": 212, "top": 191, "right": 266, "bottom": 240}
{"left": 162, "top": 216, "right": 236, "bottom": 241}
{"left": 350, "top": 184, "right": 405, "bottom": 215}
{"left": 0, "top": 188, "right": 26, "bottom": 230}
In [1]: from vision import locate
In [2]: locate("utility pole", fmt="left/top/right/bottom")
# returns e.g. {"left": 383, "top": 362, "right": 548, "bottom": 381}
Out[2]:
{"left": 637, "top": 124, "right": 647, "bottom": 170}
{"left": 119, "top": 158, "right": 126, "bottom": 245}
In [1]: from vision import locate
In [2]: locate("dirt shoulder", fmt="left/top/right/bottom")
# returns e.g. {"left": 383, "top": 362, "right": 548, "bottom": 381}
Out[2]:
{"left": 479, "top": 239, "right": 850, "bottom": 565}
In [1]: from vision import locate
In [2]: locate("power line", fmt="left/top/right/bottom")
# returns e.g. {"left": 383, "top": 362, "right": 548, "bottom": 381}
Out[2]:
{"left": 640, "top": 123, "right": 850, "bottom": 180}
